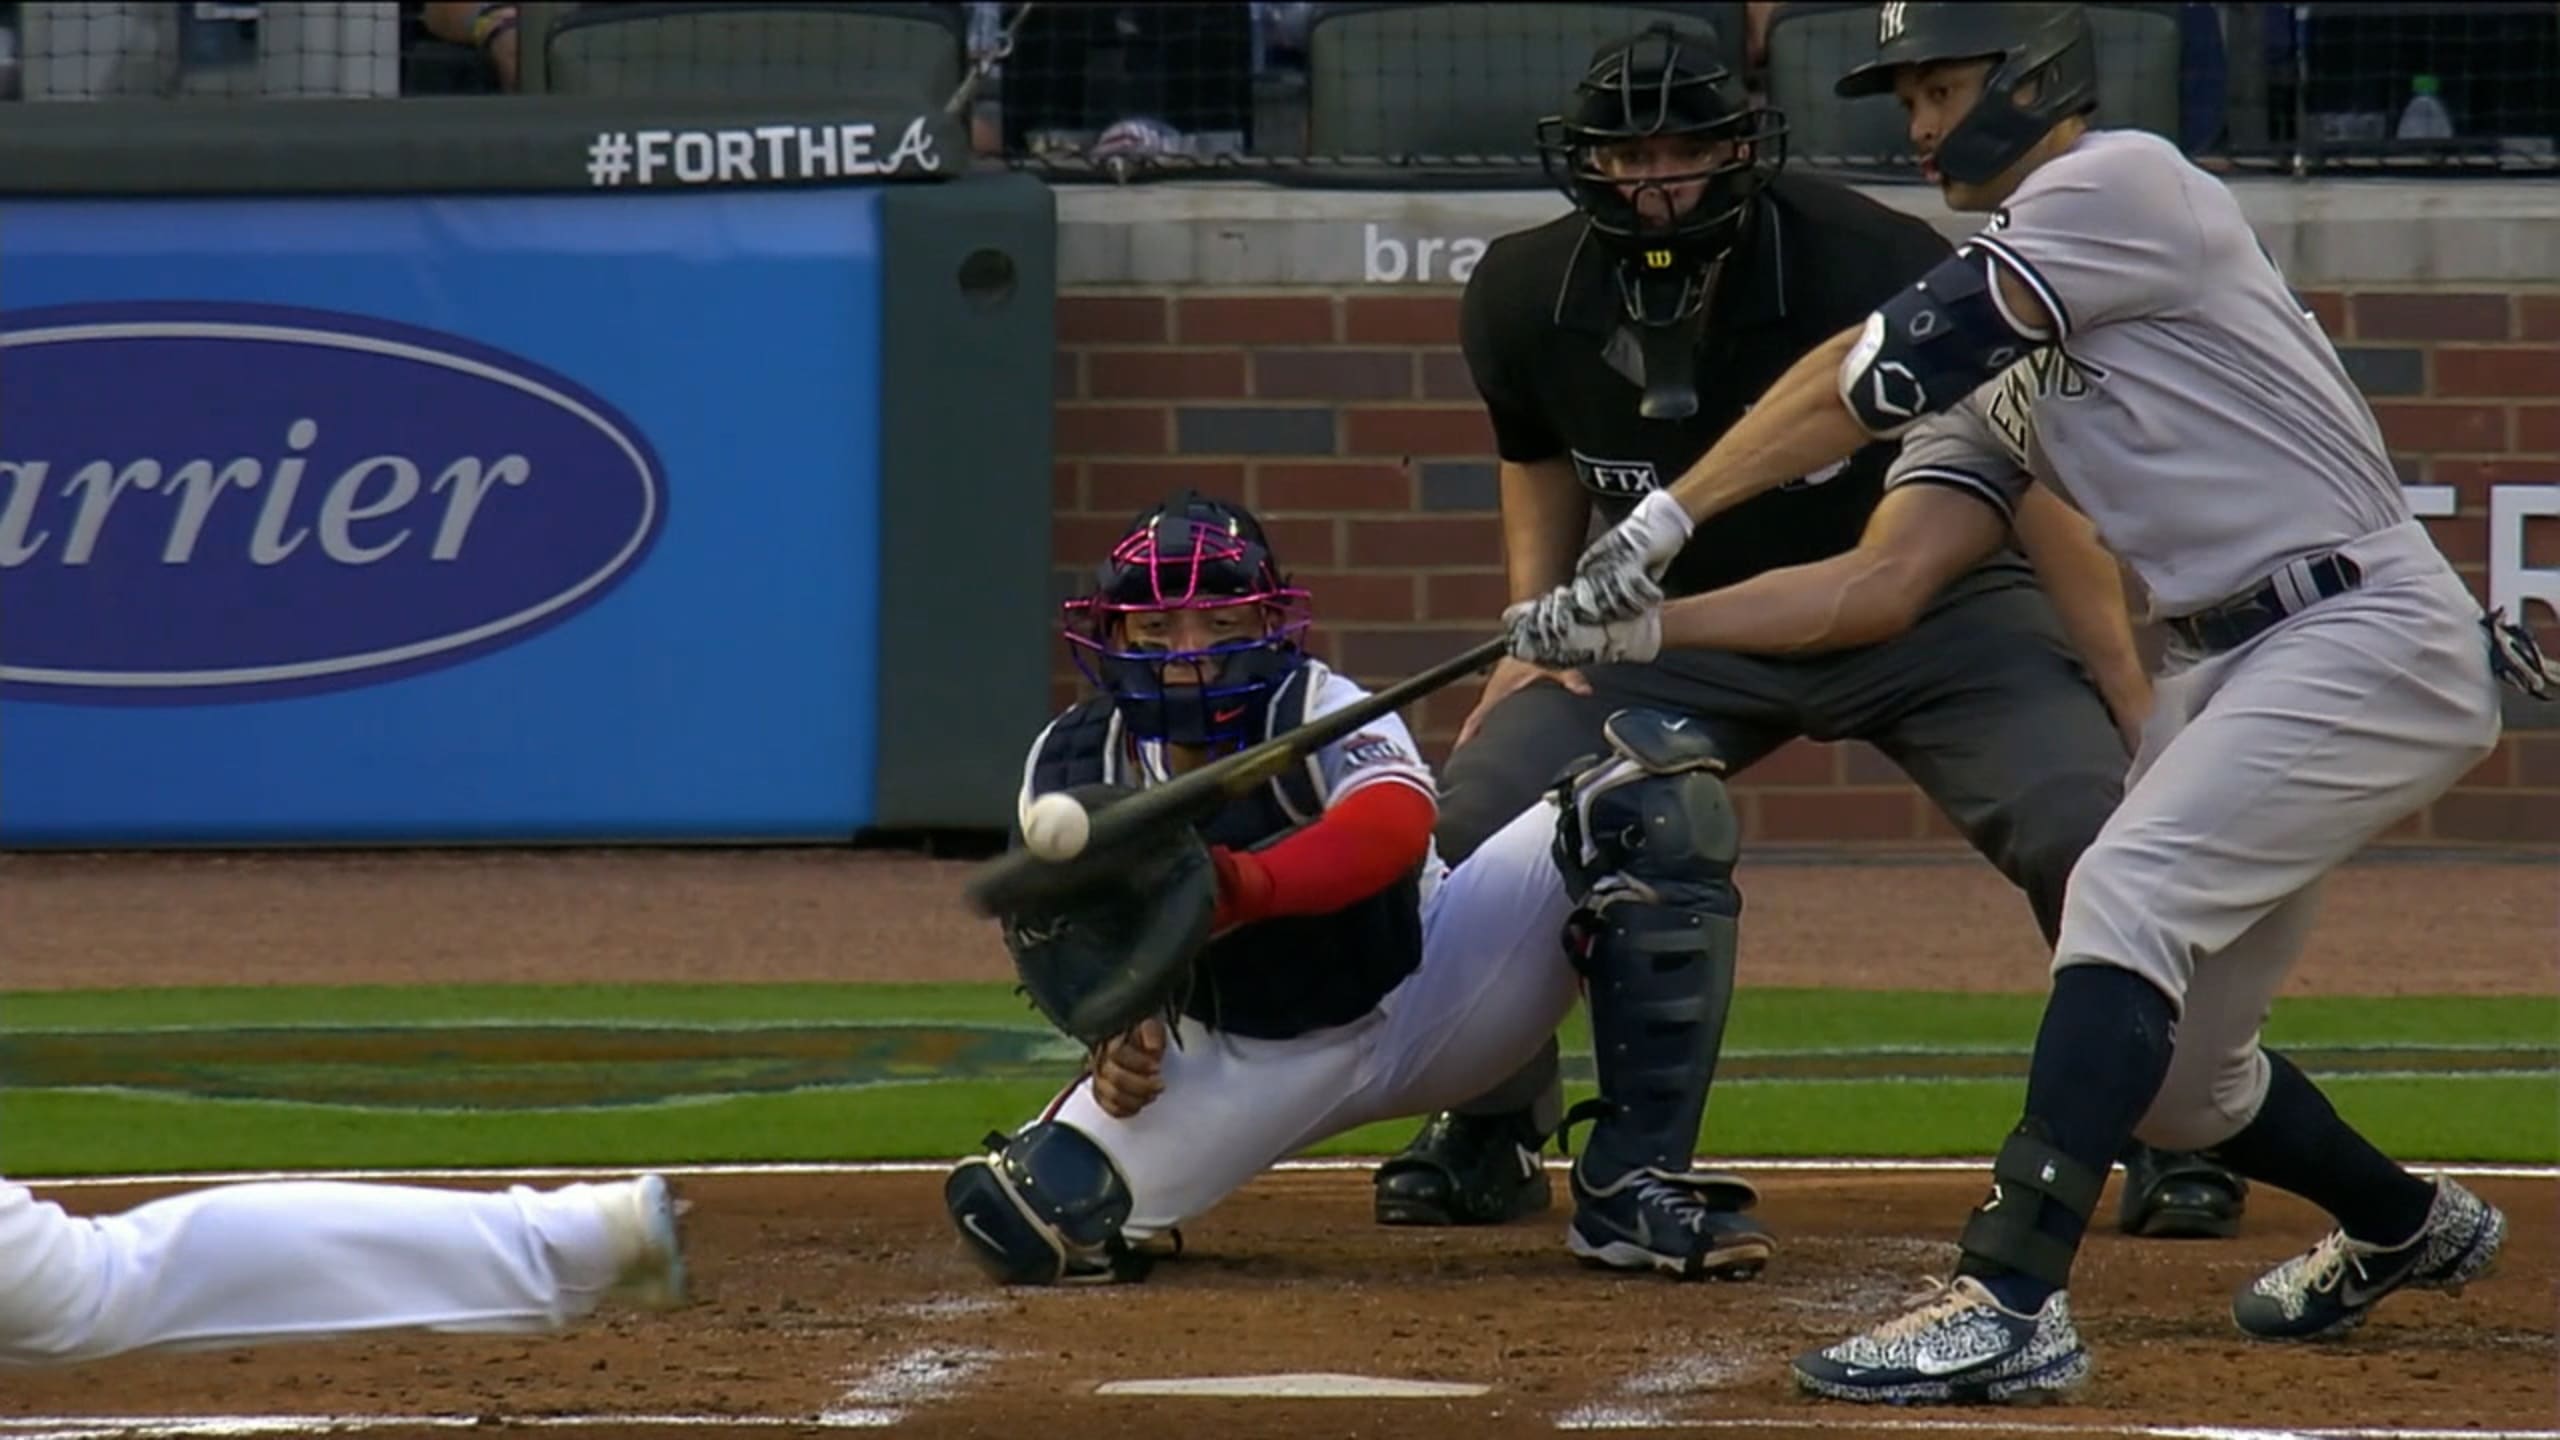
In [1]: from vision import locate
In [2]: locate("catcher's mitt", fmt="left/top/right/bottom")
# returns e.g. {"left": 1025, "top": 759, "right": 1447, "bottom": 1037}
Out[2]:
{"left": 999, "top": 783, "right": 1218, "bottom": 1049}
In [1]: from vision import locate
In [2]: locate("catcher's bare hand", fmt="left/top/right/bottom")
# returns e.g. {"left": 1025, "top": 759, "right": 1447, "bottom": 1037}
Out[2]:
{"left": 1090, "top": 1016, "right": 1169, "bottom": 1118}
{"left": 1455, "top": 656, "right": 1592, "bottom": 749}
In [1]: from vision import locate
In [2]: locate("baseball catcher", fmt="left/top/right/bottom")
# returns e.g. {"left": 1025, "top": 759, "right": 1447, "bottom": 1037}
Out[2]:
{"left": 945, "top": 490, "right": 1767, "bottom": 1284}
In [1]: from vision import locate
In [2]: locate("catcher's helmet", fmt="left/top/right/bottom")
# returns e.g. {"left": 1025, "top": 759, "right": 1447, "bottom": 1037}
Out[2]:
{"left": 1536, "top": 23, "right": 1786, "bottom": 327}
{"left": 1834, "top": 2, "right": 2097, "bottom": 186}
{"left": 1062, "top": 492, "right": 1311, "bottom": 751}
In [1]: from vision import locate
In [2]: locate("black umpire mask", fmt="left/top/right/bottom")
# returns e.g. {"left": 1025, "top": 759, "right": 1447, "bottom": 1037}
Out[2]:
{"left": 1538, "top": 23, "right": 1788, "bottom": 420}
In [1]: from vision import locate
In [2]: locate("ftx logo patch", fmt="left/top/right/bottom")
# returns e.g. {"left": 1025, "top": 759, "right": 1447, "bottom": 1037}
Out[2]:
{"left": 1571, "top": 449, "right": 1660, "bottom": 496}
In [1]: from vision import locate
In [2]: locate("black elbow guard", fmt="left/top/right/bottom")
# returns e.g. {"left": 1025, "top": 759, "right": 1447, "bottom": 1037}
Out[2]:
{"left": 1838, "top": 251, "right": 2041, "bottom": 437}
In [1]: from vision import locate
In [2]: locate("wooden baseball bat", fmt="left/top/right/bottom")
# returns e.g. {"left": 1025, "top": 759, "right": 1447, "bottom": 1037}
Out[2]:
{"left": 962, "top": 634, "right": 1510, "bottom": 916}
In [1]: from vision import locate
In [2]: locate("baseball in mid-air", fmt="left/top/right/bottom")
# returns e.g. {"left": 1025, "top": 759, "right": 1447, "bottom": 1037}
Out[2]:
{"left": 1022, "top": 791, "right": 1091, "bottom": 861}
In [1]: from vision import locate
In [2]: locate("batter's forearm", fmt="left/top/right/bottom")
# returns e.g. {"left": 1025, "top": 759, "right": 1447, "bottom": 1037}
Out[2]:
{"left": 1663, "top": 328, "right": 1872, "bottom": 526}
{"left": 1500, "top": 459, "right": 1591, "bottom": 602}
{"left": 2017, "top": 492, "right": 2152, "bottom": 724}
{"left": 1660, "top": 551, "right": 1920, "bottom": 656}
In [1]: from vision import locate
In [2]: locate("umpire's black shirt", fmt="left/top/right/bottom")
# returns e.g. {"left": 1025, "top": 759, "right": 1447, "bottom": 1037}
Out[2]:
{"left": 1463, "top": 172, "right": 1995, "bottom": 600}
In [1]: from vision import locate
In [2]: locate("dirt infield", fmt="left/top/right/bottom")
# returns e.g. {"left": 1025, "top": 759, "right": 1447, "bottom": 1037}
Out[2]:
{"left": 4, "top": 846, "right": 2552, "bottom": 994}
{"left": 4, "top": 1169, "right": 2552, "bottom": 1437}
{"left": 0, "top": 845, "right": 2552, "bottom": 1436}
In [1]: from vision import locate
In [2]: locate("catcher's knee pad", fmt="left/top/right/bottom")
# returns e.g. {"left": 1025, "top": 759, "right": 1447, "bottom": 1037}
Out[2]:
{"left": 1549, "top": 709, "right": 1743, "bottom": 1176}
{"left": 943, "top": 1122, "right": 1154, "bottom": 1286}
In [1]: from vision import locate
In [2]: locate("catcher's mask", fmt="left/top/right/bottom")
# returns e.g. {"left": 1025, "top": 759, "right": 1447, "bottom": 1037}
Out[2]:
{"left": 1538, "top": 25, "right": 1786, "bottom": 333}
{"left": 1062, "top": 492, "right": 1312, "bottom": 751}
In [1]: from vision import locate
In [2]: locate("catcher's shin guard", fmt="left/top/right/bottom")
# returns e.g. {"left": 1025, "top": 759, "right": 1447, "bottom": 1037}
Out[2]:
{"left": 1567, "top": 901, "right": 1739, "bottom": 1177}
{"left": 944, "top": 1122, "right": 1160, "bottom": 1285}
{"left": 1547, "top": 710, "right": 1767, "bottom": 1279}
{"left": 1552, "top": 709, "right": 1744, "bottom": 1182}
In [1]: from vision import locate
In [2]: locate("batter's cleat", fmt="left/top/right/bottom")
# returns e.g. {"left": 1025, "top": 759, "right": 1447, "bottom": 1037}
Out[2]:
{"left": 2117, "top": 1143, "right": 2249, "bottom": 1239}
{"left": 1565, "top": 1154, "right": 1771, "bottom": 1281}
{"left": 1793, "top": 1276, "right": 2091, "bottom": 1406}
{"left": 1373, "top": 1109, "right": 1552, "bottom": 1227}
{"left": 602, "top": 1173, "right": 691, "bottom": 1310}
{"left": 2232, "top": 1176, "right": 2504, "bottom": 1342}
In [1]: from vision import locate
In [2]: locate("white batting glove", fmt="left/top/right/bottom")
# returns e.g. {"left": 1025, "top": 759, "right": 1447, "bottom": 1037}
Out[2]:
{"left": 1564, "top": 489, "right": 1696, "bottom": 625}
{"left": 1502, "top": 591, "right": 1663, "bottom": 669}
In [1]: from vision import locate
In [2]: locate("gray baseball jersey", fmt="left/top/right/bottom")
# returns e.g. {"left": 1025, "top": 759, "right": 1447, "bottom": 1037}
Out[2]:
{"left": 1881, "top": 130, "right": 2502, "bottom": 1162}
{"left": 1885, "top": 129, "right": 2408, "bottom": 617}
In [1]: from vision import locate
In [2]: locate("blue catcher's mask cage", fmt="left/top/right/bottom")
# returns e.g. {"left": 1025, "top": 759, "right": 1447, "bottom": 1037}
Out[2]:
{"left": 1062, "top": 495, "right": 1314, "bottom": 751}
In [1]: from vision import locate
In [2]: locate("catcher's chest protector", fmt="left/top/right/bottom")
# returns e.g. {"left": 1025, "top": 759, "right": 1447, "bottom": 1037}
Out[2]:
{"left": 1032, "top": 667, "right": 1426, "bottom": 1041}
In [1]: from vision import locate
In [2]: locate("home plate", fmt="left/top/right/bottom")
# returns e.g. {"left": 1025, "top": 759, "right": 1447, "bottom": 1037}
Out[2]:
{"left": 1094, "top": 1373, "right": 1491, "bottom": 1399}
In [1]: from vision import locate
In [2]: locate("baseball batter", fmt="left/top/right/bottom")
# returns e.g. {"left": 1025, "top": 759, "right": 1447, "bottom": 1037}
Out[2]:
{"left": 1375, "top": 19, "right": 2246, "bottom": 1249}
{"left": 0, "top": 1171, "right": 684, "bottom": 1367}
{"left": 1509, "top": 2, "right": 2522, "bottom": 1406}
{"left": 944, "top": 492, "right": 1769, "bottom": 1284}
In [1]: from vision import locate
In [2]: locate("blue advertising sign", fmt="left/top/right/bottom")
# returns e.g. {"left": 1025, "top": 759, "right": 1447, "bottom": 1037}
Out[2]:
{"left": 0, "top": 190, "right": 884, "bottom": 844}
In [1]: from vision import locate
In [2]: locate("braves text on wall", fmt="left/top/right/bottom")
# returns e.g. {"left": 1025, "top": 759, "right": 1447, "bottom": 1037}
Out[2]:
{"left": 586, "top": 117, "right": 942, "bottom": 188}
{"left": 1361, "top": 224, "right": 1489, "bottom": 285}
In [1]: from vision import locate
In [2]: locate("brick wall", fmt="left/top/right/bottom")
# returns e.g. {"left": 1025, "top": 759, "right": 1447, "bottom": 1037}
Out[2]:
{"left": 1050, "top": 285, "right": 2560, "bottom": 849}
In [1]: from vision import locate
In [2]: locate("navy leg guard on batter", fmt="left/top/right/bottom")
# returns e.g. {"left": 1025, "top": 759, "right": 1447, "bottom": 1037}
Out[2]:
{"left": 1957, "top": 1127, "right": 2107, "bottom": 1294}
{"left": 943, "top": 1122, "right": 1160, "bottom": 1286}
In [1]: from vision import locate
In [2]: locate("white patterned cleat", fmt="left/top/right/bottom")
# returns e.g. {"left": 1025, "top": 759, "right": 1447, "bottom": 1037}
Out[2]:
{"left": 602, "top": 1174, "right": 690, "bottom": 1310}
{"left": 1792, "top": 1276, "right": 2090, "bottom": 1406}
{"left": 2233, "top": 1177, "right": 2504, "bottom": 1341}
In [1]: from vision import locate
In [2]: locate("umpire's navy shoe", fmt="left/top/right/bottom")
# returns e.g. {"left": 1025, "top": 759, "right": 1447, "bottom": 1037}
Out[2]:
{"left": 1373, "top": 1109, "right": 1552, "bottom": 1226}
{"left": 1794, "top": 1276, "right": 2090, "bottom": 1406}
{"left": 2117, "top": 1143, "right": 2249, "bottom": 1239}
{"left": 2233, "top": 1176, "right": 2505, "bottom": 1341}
{"left": 1565, "top": 1152, "right": 1771, "bottom": 1281}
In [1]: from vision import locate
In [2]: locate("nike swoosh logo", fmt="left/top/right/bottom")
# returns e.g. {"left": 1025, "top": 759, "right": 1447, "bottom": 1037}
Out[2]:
{"left": 960, "top": 1212, "right": 1007, "bottom": 1254}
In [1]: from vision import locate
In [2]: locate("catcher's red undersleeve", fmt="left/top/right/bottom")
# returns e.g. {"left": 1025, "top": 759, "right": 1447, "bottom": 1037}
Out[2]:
{"left": 1211, "top": 779, "right": 1437, "bottom": 931}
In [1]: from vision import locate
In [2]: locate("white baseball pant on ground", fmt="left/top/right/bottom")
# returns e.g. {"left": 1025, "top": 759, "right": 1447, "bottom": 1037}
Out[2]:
{"left": 0, "top": 1176, "right": 646, "bottom": 1367}
{"left": 2056, "top": 520, "right": 2505, "bottom": 1151}
{"left": 1045, "top": 797, "right": 1583, "bottom": 1238}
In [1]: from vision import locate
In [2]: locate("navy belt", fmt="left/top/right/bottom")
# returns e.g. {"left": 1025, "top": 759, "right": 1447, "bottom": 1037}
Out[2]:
{"left": 2164, "top": 554, "right": 2363, "bottom": 654}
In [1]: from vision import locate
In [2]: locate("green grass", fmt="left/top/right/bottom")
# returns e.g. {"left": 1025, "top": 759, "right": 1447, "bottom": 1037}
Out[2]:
{"left": 6, "top": 1074, "right": 2548, "bottom": 1176}
{"left": 3, "top": 984, "right": 2550, "bottom": 1176}
{"left": 9, "top": 983, "right": 2555, "bottom": 1052}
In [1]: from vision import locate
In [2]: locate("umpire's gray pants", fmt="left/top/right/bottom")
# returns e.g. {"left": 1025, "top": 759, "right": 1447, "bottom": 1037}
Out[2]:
{"left": 1439, "top": 571, "right": 2133, "bottom": 1125}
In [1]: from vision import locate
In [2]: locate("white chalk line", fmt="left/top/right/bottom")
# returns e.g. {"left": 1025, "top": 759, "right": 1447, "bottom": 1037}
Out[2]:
{"left": 29, "top": 1157, "right": 2557, "bottom": 1190}
{"left": 1557, "top": 1346, "right": 1753, "bottom": 1430}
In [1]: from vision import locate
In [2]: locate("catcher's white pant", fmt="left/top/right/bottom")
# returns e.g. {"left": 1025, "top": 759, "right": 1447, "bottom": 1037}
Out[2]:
{"left": 0, "top": 1176, "right": 641, "bottom": 1367}
{"left": 1045, "top": 797, "right": 1583, "bottom": 1238}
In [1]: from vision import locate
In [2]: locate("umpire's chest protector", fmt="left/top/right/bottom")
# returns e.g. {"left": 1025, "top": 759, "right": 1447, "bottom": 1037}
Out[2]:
{"left": 1031, "top": 669, "right": 1426, "bottom": 1041}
